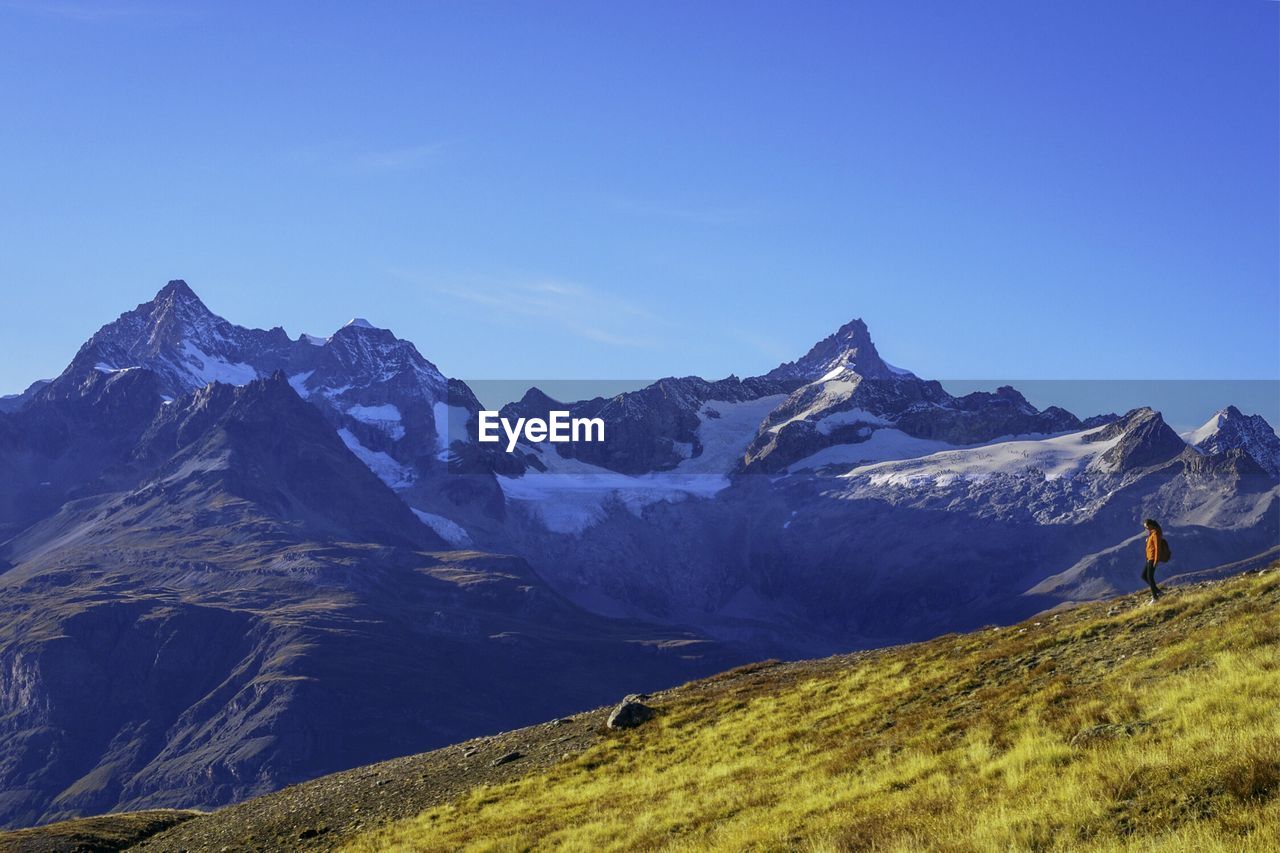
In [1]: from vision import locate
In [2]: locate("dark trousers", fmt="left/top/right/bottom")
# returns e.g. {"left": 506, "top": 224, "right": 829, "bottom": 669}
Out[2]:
{"left": 1141, "top": 560, "right": 1160, "bottom": 597}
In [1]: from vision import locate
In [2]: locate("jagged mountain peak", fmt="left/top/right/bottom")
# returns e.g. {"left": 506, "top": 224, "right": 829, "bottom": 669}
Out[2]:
{"left": 310, "top": 321, "right": 446, "bottom": 395}
{"left": 27, "top": 279, "right": 482, "bottom": 501}
{"left": 230, "top": 369, "right": 298, "bottom": 403}
{"left": 331, "top": 319, "right": 397, "bottom": 342}
{"left": 138, "top": 279, "right": 224, "bottom": 336}
{"left": 136, "top": 279, "right": 216, "bottom": 332}
{"left": 518, "top": 386, "right": 565, "bottom": 408}
{"left": 51, "top": 280, "right": 299, "bottom": 398}
{"left": 953, "top": 385, "right": 1039, "bottom": 415}
{"left": 50, "top": 281, "right": 458, "bottom": 410}
{"left": 155, "top": 278, "right": 202, "bottom": 303}
{"left": 763, "top": 317, "right": 899, "bottom": 383}
{"left": 823, "top": 317, "right": 871, "bottom": 342}
{"left": 1186, "top": 406, "right": 1258, "bottom": 442}
{"left": 1184, "top": 406, "right": 1280, "bottom": 478}
{"left": 1082, "top": 407, "right": 1188, "bottom": 473}
{"left": 1083, "top": 406, "right": 1160, "bottom": 439}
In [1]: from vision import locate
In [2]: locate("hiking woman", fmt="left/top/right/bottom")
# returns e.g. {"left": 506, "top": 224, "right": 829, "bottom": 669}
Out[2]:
{"left": 1142, "top": 519, "right": 1164, "bottom": 602}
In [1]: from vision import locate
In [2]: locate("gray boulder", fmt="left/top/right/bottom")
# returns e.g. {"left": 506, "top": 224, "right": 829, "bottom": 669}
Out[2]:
{"left": 606, "top": 694, "right": 656, "bottom": 729}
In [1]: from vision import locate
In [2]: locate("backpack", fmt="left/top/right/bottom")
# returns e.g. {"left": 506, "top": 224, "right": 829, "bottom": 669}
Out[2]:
{"left": 1157, "top": 538, "right": 1171, "bottom": 563}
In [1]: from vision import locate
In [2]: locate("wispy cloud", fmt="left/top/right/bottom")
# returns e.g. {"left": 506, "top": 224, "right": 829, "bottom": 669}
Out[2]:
{"left": 602, "top": 194, "right": 766, "bottom": 226}
{"left": 352, "top": 143, "right": 447, "bottom": 174}
{"left": 395, "top": 272, "right": 666, "bottom": 349}
{"left": 288, "top": 140, "right": 451, "bottom": 176}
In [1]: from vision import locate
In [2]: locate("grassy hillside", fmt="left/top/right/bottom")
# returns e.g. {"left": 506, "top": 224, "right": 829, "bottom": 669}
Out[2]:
{"left": 0, "top": 810, "right": 198, "bottom": 852}
{"left": 349, "top": 569, "right": 1280, "bottom": 852}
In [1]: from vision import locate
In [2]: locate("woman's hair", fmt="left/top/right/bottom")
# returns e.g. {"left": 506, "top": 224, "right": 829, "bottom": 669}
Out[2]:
{"left": 1143, "top": 518, "right": 1162, "bottom": 534}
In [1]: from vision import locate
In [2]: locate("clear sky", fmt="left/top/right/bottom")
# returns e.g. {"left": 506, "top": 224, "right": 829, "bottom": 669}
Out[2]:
{"left": 1, "top": 1, "right": 1277, "bottom": 405}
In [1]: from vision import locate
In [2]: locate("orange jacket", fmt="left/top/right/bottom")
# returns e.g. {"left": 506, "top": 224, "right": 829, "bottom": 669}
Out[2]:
{"left": 1146, "top": 529, "right": 1161, "bottom": 562}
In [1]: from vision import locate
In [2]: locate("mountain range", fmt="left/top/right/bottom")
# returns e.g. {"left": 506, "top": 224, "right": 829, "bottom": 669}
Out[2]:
{"left": 0, "top": 280, "right": 1275, "bottom": 828}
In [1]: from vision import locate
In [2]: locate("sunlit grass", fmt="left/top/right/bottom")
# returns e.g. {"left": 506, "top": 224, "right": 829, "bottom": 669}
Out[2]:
{"left": 347, "top": 571, "right": 1280, "bottom": 852}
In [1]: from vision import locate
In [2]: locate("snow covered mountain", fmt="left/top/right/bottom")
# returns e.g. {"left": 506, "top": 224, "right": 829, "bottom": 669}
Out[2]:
{"left": 485, "top": 319, "right": 1102, "bottom": 534}
{"left": 475, "top": 322, "right": 1277, "bottom": 648}
{"left": 763, "top": 317, "right": 906, "bottom": 382}
{"left": 1182, "top": 405, "right": 1280, "bottom": 478}
{"left": 55, "top": 280, "right": 295, "bottom": 397}
{"left": 492, "top": 397, "right": 1275, "bottom": 650}
{"left": 741, "top": 372, "right": 1083, "bottom": 474}
{"left": 30, "top": 281, "right": 492, "bottom": 543}
{"left": 49, "top": 282, "right": 463, "bottom": 455}
{"left": 3, "top": 280, "right": 1277, "bottom": 660}
{"left": 13, "top": 281, "right": 1273, "bottom": 595}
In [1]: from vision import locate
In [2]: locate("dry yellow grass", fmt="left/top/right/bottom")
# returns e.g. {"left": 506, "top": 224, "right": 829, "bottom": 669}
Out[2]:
{"left": 347, "top": 570, "right": 1280, "bottom": 852}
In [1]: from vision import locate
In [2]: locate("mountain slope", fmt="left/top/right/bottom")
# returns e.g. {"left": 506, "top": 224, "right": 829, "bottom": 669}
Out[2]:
{"left": 346, "top": 566, "right": 1279, "bottom": 852}
{"left": 0, "top": 520, "right": 734, "bottom": 829}
{"left": 0, "top": 374, "right": 737, "bottom": 829}
{"left": 12, "top": 565, "right": 1271, "bottom": 852}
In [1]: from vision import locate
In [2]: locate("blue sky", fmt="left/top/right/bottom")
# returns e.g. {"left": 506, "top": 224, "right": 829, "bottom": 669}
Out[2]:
{"left": 1, "top": 1, "right": 1277, "bottom": 412}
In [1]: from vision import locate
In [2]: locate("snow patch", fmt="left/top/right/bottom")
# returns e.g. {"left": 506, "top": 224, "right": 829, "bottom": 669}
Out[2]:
{"left": 498, "top": 462, "right": 717, "bottom": 535}
{"left": 497, "top": 396, "right": 785, "bottom": 535}
{"left": 786, "top": 429, "right": 959, "bottom": 473}
{"left": 347, "top": 403, "right": 405, "bottom": 440}
{"left": 337, "top": 428, "right": 413, "bottom": 489}
{"left": 814, "top": 408, "right": 892, "bottom": 436}
{"left": 678, "top": 395, "right": 787, "bottom": 474}
{"left": 411, "top": 508, "right": 473, "bottom": 547}
{"left": 843, "top": 428, "right": 1123, "bottom": 488}
{"left": 768, "top": 379, "right": 864, "bottom": 433}
{"left": 884, "top": 361, "right": 917, "bottom": 378}
{"left": 1181, "top": 412, "right": 1223, "bottom": 449}
{"left": 178, "top": 340, "right": 259, "bottom": 386}
{"left": 433, "top": 401, "right": 471, "bottom": 458}
{"left": 287, "top": 371, "right": 314, "bottom": 399}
